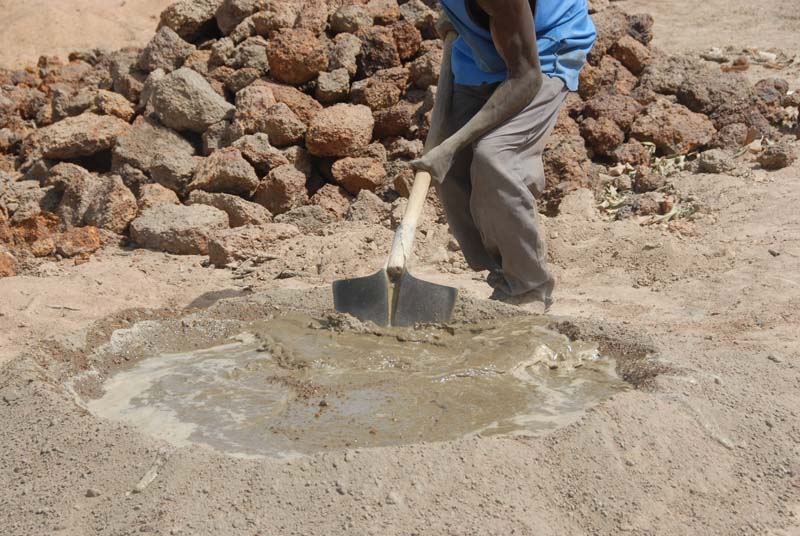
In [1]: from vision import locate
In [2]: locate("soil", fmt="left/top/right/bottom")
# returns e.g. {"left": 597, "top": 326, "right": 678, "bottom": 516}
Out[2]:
{"left": 0, "top": 0, "right": 173, "bottom": 69}
{"left": 1, "top": 1, "right": 800, "bottom": 535}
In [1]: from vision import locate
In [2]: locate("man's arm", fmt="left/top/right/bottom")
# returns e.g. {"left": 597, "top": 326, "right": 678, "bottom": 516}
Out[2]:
{"left": 412, "top": 0, "right": 543, "bottom": 182}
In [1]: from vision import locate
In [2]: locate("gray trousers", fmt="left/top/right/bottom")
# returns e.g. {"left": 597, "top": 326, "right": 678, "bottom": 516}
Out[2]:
{"left": 437, "top": 75, "right": 568, "bottom": 298}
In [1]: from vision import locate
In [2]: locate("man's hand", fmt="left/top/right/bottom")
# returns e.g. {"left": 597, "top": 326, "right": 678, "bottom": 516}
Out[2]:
{"left": 410, "top": 29, "right": 459, "bottom": 184}
{"left": 410, "top": 139, "right": 458, "bottom": 184}
{"left": 436, "top": 10, "right": 457, "bottom": 39}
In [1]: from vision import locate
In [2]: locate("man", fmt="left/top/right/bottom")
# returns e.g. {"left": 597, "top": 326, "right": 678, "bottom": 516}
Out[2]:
{"left": 411, "top": 0, "right": 596, "bottom": 309}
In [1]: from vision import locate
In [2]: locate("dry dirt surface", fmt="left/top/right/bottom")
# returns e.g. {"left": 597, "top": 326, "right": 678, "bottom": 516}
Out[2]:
{"left": 620, "top": 0, "right": 800, "bottom": 54}
{"left": 0, "top": 0, "right": 173, "bottom": 68}
{"left": 1, "top": 1, "right": 800, "bottom": 536}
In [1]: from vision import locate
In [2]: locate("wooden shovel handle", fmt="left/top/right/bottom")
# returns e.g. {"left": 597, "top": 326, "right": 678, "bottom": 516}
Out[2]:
{"left": 385, "top": 32, "right": 457, "bottom": 280}
{"left": 386, "top": 170, "right": 432, "bottom": 279}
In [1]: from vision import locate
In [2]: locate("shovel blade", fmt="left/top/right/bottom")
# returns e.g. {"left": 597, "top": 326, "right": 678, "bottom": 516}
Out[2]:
{"left": 332, "top": 269, "right": 391, "bottom": 326}
{"left": 393, "top": 271, "right": 458, "bottom": 327}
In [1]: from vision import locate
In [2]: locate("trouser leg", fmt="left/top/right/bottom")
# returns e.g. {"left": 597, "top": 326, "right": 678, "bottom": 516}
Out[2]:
{"left": 469, "top": 76, "right": 568, "bottom": 297}
{"left": 436, "top": 83, "right": 500, "bottom": 273}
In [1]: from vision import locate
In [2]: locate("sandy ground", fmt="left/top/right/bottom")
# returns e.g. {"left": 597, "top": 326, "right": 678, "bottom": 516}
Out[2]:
{"left": 0, "top": 0, "right": 173, "bottom": 68}
{"left": 1, "top": 1, "right": 800, "bottom": 535}
{"left": 1, "top": 0, "right": 797, "bottom": 67}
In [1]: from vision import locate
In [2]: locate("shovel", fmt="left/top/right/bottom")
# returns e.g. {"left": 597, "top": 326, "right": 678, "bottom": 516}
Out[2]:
{"left": 332, "top": 33, "right": 459, "bottom": 327}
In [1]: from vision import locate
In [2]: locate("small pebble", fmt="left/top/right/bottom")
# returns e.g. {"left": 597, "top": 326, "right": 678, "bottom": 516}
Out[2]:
{"left": 85, "top": 488, "right": 101, "bottom": 498}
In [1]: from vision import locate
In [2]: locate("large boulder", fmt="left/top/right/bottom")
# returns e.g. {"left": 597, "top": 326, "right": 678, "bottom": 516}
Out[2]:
{"left": 151, "top": 68, "right": 235, "bottom": 133}
{"left": 262, "top": 82, "right": 324, "bottom": 124}
{"left": 159, "top": 0, "right": 223, "bottom": 41}
{"left": 331, "top": 157, "right": 386, "bottom": 195}
{"left": 130, "top": 203, "right": 229, "bottom": 255}
{"left": 582, "top": 92, "right": 643, "bottom": 131}
{"left": 329, "top": 33, "right": 362, "bottom": 78}
{"left": 266, "top": 29, "right": 329, "bottom": 85}
{"left": 758, "top": 143, "right": 797, "bottom": 170}
{"left": 580, "top": 117, "right": 625, "bottom": 157}
{"left": 357, "top": 26, "right": 401, "bottom": 77}
{"left": 187, "top": 190, "right": 273, "bottom": 227}
{"left": 137, "top": 26, "right": 196, "bottom": 72}
{"left": 630, "top": 99, "right": 716, "bottom": 155}
{"left": 112, "top": 116, "right": 196, "bottom": 176}
{"left": 310, "top": 184, "right": 353, "bottom": 219}
{"left": 232, "top": 133, "right": 290, "bottom": 175}
{"left": 331, "top": 5, "right": 373, "bottom": 34}
{"left": 22, "top": 113, "right": 130, "bottom": 160}
{"left": 188, "top": 147, "right": 260, "bottom": 196}
{"left": 253, "top": 164, "right": 309, "bottom": 215}
{"left": 137, "top": 183, "right": 181, "bottom": 212}
{"left": 306, "top": 104, "right": 374, "bottom": 157}
{"left": 51, "top": 164, "right": 138, "bottom": 234}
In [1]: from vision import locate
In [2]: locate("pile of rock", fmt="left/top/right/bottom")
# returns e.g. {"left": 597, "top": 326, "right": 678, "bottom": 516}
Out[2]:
{"left": 0, "top": 0, "right": 798, "bottom": 275}
{"left": 542, "top": 6, "right": 798, "bottom": 213}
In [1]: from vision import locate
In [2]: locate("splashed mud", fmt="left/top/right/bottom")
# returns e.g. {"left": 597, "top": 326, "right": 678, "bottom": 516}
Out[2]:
{"left": 85, "top": 315, "right": 629, "bottom": 459}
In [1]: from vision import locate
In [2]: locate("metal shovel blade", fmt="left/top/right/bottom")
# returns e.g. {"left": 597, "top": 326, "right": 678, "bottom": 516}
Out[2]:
{"left": 392, "top": 271, "right": 458, "bottom": 327}
{"left": 332, "top": 269, "right": 391, "bottom": 326}
{"left": 332, "top": 269, "right": 457, "bottom": 327}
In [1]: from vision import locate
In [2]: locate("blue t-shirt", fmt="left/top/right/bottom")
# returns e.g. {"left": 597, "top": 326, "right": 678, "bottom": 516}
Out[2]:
{"left": 439, "top": 0, "right": 596, "bottom": 91}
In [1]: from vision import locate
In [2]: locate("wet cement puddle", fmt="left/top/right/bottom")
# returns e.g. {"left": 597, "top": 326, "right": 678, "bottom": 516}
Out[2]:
{"left": 86, "top": 315, "right": 629, "bottom": 459}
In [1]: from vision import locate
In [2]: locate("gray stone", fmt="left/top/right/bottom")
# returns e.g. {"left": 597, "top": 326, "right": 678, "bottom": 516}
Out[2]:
{"left": 232, "top": 133, "right": 290, "bottom": 175}
{"left": 399, "top": 0, "right": 436, "bottom": 35}
{"left": 137, "top": 69, "right": 166, "bottom": 113}
{"left": 149, "top": 152, "right": 199, "bottom": 195}
{"left": 697, "top": 149, "right": 737, "bottom": 174}
{"left": 233, "top": 84, "right": 277, "bottom": 134}
{"left": 51, "top": 88, "right": 96, "bottom": 121}
{"left": 347, "top": 189, "right": 390, "bottom": 223}
{"left": 331, "top": 5, "right": 373, "bottom": 34}
{"left": 137, "top": 183, "right": 181, "bottom": 212}
{"left": 758, "top": 142, "right": 797, "bottom": 170}
{"left": 112, "top": 116, "right": 195, "bottom": 175}
{"left": 159, "top": 0, "right": 222, "bottom": 41}
{"left": 216, "top": 0, "right": 270, "bottom": 35}
{"left": 187, "top": 190, "right": 272, "bottom": 227}
{"left": 137, "top": 26, "right": 196, "bottom": 72}
{"left": 231, "top": 37, "right": 270, "bottom": 73}
{"left": 202, "top": 120, "right": 241, "bottom": 156}
{"left": 329, "top": 33, "right": 362, "bottom": 78}
{"left": 274, "top": 204, "right": 332, "bottom": 234}
{"left": 188, "top": 147, "right": 260, "bottom": 196}
{"left": 83, "top": 175, "right": 139, "bottom": 234}
{"left": 130, "top": 203, "right": 229, "bottom": 255}
{"left": 151, "top": 68, "right": 235, "bottom": 133}
{"left": 315, "top": 69, "right": 351, "bottom": 104}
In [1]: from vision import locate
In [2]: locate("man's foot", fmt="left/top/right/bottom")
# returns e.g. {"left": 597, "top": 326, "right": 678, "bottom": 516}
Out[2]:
{"left": 488, "top": 278, "right": 555, "bottom": 313}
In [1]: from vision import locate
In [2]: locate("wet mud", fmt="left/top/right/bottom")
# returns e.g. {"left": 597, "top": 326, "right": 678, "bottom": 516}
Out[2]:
{"left": 82, "top": 313, "right": 629, "bottom": 459}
